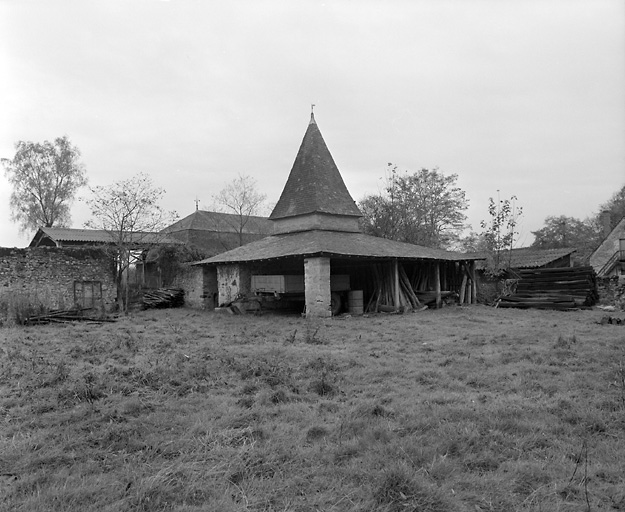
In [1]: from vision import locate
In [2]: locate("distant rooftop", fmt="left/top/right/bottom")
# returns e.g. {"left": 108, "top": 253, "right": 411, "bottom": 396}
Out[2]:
{"left": 29, "top": 227, "right": 184, "bottom": 247}
{"left": 469, "top": 247, "right": 577, "bottom": 269}
{"left": 165, "top": 210, "right": 272, "bottom": 235}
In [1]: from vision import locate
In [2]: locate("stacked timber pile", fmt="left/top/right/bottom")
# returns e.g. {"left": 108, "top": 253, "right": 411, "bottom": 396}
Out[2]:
{"left": 498, "top": 266, "right": 598, "bottom": 310}
{"left": 366, "top": 263, "right": 422, "bottom": 312}
{"left": 142, "top": 288, "right": 185, "bottom": 309}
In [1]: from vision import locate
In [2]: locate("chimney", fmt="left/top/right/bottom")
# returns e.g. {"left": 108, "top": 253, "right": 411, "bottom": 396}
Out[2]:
{"left": 601, "top": 210, "right": 612, "bottom": 237}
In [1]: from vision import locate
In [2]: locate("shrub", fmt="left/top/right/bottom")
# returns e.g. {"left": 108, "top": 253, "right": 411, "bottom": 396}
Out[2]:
{"left": 0, "top": 290, "right": 49, "bottom": 326}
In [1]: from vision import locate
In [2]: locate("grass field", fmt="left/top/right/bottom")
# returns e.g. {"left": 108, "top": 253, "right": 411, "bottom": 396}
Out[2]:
{"left": 1, "top": 305, "right": 624, "bottom": 511}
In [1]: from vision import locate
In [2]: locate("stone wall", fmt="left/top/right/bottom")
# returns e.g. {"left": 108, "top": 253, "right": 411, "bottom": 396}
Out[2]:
{"left": 597, "top": 276, "right": 625, "bottom": 310}
{"left": 216, "top": 264, "right": 251, "bottom": 306}
{"left": 0, "top": 247, "right": 117, "bottom": 314}
{"left": 304, "top": 256, "right": 331, "bottom": 317}
{"left": 171, "top": 264, "right": 204, "bottom": 309}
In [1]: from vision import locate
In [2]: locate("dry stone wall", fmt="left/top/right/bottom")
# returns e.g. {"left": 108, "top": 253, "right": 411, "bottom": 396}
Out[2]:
{"left": 0, "top": 246, "right": 117, "bottom": 313}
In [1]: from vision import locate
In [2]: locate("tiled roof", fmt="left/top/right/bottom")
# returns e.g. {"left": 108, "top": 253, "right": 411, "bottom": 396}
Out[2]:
{"left": 30, "top": 227, "right": 183, "bottom": 247}
{"left": 470, "top": 247, "right": 576, "bottom": 269}
{"left": 165, "top": 210, "right": 272, "bottom": 235}
{"left": 269, "top": 114, "right": 362, "bottom": 220}
{"left": 195, "top": 230, "right": 483, "bottom": 265}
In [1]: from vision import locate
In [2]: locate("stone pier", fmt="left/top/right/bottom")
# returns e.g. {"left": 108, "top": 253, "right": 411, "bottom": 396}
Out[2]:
{"left": 304, "top": 256, "right": 331, "bottom": 317}
{"left": 216, "top": 264, "right": 250, "bottom": 306}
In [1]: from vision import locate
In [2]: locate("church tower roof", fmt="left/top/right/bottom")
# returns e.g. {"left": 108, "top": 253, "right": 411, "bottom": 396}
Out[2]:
{"left": 269, "top": 114, "right": 362, "bottom": 221}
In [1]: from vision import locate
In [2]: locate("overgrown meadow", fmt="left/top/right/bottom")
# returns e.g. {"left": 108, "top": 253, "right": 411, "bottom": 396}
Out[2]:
{"left": 1, "top": 305, "right": 624, "bottom": 511}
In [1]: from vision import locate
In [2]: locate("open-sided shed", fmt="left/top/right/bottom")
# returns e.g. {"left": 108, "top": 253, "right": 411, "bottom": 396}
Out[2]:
{"left": 195, "top": 113, "right": 483, "bottom": 317}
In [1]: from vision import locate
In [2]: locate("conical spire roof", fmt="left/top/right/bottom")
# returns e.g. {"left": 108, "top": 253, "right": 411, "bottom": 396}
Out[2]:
{"left": 269, "top": 114, "right": 362, "bottom": 220}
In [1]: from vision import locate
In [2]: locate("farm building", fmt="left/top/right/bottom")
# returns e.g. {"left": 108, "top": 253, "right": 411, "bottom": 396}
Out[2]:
{"left": 29, "top": 226, "right": 183, "bottom": 248}
{"left": 194, "top": 113, "right": 483, "bottom": 317}
{"left": 164, "top": 210, "right": 272, "bottom": 256}
{"left": 28, "top": 226, "right": 185, "bottom": 295}
{"left": 590, "top": 213, "right": 625, "bottom": 277}
{"left": 472, "top": 246, "right": 577, "bottom": 274}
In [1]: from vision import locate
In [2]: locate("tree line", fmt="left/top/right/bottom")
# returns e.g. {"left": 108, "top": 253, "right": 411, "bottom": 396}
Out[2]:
{"left": 3, "top": 136, "right": 625, "bottom": 295}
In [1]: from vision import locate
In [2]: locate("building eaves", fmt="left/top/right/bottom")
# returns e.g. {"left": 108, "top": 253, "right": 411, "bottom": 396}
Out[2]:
{"left": 194, "top": 230, "right": 484, "bottom": 265}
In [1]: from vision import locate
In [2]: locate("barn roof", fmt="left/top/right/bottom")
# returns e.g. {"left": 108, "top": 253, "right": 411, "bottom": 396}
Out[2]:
{"left": 195, "top": 229, "right": 482, "bottom": 265}
{"left": 269, "top": 113, "right": 362, "bottom": 220}
{"left": 29, "top": 227, "right": 183, "bottom": 247}
{"left": 165, "top": 210, "right": 272, "bottom": 235}
{"left": 470, "top": 247, "right": 576, "bottom": 269}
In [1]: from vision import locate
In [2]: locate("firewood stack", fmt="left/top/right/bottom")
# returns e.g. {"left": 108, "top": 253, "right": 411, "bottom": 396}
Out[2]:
{"left": 498, "top": 266, "right": 598, "bottom": 309}
{"left": 142, "top": 288, "right": 185, "bottom": 309}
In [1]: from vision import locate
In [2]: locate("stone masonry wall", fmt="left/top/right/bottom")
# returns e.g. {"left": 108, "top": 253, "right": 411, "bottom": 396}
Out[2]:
{"left": 216, "top": 264, "right": 251, "bottom": 306}
{"left": 304, "top": 256, "right": 331, "bottom": 318}
{"left": 0, "top": 247, "right": 117, "bottom": 314}
{"left": 172, "top": 264, "right": 204, "bottom": 309}
{"left": 597, "top": 276, "right": 625, "bottom": 310}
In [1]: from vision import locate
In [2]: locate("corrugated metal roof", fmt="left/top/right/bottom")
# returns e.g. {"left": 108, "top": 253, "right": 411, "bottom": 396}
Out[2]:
{"left": 195, "top": 229, "right": 483, "bottom": 265}
{"left": 470, "top": 247, "right": 576, "bottom": 269}
{"left": 269, "top": 114, "right": 362, "bottom": 220}
{"left": 30, "top": 227, "right": 183, "bottom": 246}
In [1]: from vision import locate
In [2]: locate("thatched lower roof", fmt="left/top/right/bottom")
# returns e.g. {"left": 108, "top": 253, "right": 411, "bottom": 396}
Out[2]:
{"left": 194, "top": 230, "right": 483, "bottom": 265}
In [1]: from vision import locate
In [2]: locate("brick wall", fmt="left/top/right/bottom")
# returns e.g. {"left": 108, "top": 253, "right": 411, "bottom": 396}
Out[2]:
{"left": 0, "top": 246, "right": 117, "bottom": 314}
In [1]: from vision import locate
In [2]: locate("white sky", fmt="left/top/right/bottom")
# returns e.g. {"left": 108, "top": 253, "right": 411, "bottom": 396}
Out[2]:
{"left": 1, "top": 0, "right": 624, "bottom": 248}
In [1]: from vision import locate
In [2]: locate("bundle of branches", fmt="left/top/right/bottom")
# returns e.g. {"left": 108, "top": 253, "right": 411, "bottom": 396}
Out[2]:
{"left": 26, "top": 307, "right": 113, "bottom": 325}
{"left": 366, "top": 263, "right": 421, "bottom": 313}
{"left": 142, "top": 288, "right": 185, "bottom": 309}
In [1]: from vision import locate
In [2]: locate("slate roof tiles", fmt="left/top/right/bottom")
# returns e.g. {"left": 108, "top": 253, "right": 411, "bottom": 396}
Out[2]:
{"left": 269, "top": 114, "right": 362, "bottom": 220}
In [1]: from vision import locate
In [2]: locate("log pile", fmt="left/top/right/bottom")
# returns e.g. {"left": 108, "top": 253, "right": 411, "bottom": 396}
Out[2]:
{"left": 498, "top": 266, "right": 598, "bottom": 310}
{"left": 366, "top": 263, "right": 422, "bottom": 312}
{"left": 142, "top": 288, "right": 185, "bottom": 309}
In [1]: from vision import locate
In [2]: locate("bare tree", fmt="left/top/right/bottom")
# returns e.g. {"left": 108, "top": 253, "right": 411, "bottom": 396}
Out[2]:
{"left": 213, "top": 174, "right": 268, "bottom": 246}
{"left": 85, "top": 173, "right": 177, "bottom": 313}
{"left": 480, "top": 193, "right": 523, "bottom": 276}
{"left": 2, "top": 136, "right": 87, "bottom": 233}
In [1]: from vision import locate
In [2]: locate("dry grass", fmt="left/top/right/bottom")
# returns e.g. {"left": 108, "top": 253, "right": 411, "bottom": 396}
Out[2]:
{"left": 1, "top": 305, "right": 624, "bottom": 511}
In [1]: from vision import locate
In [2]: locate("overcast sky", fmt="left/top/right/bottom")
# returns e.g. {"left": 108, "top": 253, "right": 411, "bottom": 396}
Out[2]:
{"left": 1, "top": 0, "right": 624, "bottom": 248}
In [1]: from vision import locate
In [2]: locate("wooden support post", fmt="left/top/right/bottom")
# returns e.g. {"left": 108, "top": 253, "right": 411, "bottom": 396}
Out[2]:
{"left": 393, "top": 259, "right": 400, "bottom": 308}
{"left": 435, "top": 262, "right": 441, "bottom": 309}
{"left": 470, "top": 261, "right": 477, "bottom": 304}
{"left": 459, "top": 267, "right": 467, "bottom": 305}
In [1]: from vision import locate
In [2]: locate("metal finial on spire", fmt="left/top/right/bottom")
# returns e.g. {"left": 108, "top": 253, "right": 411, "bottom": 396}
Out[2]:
{"left": 194, "top": 197, "right": 200, "bottom": 211}
{"left": 310, "top": 104, "right": 316, "bottom": 124}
